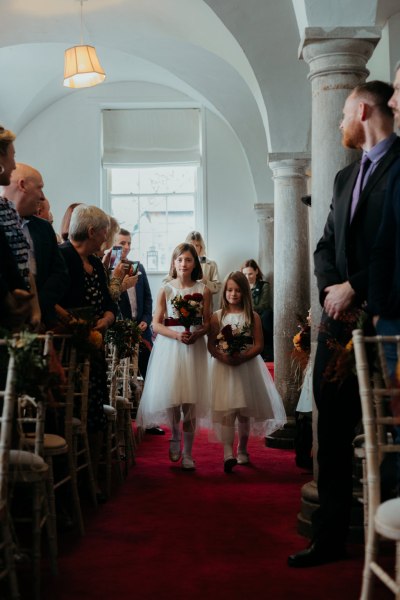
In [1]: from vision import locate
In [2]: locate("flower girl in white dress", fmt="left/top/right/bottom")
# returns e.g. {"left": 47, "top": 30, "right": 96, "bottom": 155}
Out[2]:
{"left": 208, "top": 271, "right": 286, "bottom": 473}
{"left": 137, "top": 243, "right": 211, "bottom": 470}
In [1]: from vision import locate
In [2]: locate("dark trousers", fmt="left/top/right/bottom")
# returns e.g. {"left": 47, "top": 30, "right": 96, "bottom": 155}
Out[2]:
{"left": 138, "top": 342, "right": 151, "bottom": 380}
{"left": 311, "top": 316, "right": 361, "bottom": 550}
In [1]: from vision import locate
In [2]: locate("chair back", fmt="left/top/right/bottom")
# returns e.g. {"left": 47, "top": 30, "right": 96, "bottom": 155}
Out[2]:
{"left": 0, "top": 340, "right": 17, "bottom": 505}
{"left": 15, "top": 333, "right": 53, "bottom": 457}
{"left": 352, "top": 329, "right": 400, "bottom": 516}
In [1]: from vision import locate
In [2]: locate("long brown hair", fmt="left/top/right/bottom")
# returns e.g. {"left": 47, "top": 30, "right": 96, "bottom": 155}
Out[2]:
{"left": 241, "top": 258, "right": 264, "bottom": 281}
{"left": 220, "top": 271, "right": 254, "bottom": 327}
{"left": 169, "top": 243, "right": 203, "bottom": 281}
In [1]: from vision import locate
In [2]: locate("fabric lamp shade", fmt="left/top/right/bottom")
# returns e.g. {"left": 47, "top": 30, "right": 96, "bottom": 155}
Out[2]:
{"left": 63, "top": 45, "right": 106, "bottom": 88}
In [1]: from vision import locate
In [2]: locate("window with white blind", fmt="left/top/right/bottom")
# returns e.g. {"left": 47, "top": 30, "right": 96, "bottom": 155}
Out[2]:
{"left": 108, "top": 166, "right": 197, "bottom": 272}
{"left": 102, "top": 108, "right": 203, "bottom": 272}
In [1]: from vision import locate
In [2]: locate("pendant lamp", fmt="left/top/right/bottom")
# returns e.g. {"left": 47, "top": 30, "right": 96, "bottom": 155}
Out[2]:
{"left": 63, "top": 0, "right": 105, "bottom": 89}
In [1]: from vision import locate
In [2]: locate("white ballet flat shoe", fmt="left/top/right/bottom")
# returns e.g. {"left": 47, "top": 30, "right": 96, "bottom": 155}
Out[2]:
{"left": 181, "top": 455, "right": 196, "bottom": 470}
{"left": 237, "top": 452, "right": 250, "bottom": 465}
{"left": 169, "top": 440, "right": 182, "bottom": 463}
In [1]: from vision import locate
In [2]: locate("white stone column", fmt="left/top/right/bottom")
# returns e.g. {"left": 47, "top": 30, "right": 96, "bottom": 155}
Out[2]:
{"left": 254, "top": 203, "right": 274, "bottom": 294}
{"left": 268, "top": 154, "right": 310, "bottom": 417}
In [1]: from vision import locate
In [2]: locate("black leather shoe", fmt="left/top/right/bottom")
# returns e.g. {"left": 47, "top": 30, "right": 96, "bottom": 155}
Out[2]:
{"left": 145, "top": 427, "right": 165, "bottom": 435}
{"left": 287, "top": 543, "right": 346, "bottom": 568}
{"left": 224, "top": 457, "right": 237, "bottom": 474}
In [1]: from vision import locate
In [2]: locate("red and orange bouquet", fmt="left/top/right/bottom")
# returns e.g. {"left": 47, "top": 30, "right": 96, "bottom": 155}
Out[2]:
{"left": 170, "top": 293, "right": 203, "bottom": 332}
{"left": 292, "top": 311, "right": 311, "bottom": 373}
{"left": 216, "top": 323, "right": 252, "bottom": 356}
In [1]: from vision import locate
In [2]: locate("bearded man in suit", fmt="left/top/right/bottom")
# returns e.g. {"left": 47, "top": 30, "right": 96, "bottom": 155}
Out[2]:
{"left": 288, "top": 80, "right": 400, "bottom": 568}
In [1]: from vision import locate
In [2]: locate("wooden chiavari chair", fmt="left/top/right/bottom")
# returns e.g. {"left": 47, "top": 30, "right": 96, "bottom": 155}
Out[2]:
{"left": 8, "top": 332, "right": 57, "bottom": 600}
{"left": 353, "top": 329, "right": 400, "bottom": 599}
{"left": 0, "top": 340, "right": 19, "bottom": 600}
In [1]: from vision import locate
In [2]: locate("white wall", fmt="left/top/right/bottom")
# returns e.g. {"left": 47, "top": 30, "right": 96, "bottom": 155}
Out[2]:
{"left": 15, "top": 81, "right": 264, "bottom": 307}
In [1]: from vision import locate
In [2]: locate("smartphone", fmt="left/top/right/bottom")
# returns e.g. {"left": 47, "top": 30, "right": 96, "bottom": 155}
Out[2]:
{"left": 122, "top": 260, "right": 140, "bottom": 276}
{"left": 109, "top": 245, "right": 123, "bottom": 269}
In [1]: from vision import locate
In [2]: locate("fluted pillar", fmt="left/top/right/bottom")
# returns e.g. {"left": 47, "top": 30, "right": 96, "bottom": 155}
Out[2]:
{"left": 296, "top": 27, "right": 380, "bottom": 540}
{"left": 254, "top": 203, "right": 274, "bottom": 294}
{"left": 268, "top": 154, "right": 310, "bottom": 418}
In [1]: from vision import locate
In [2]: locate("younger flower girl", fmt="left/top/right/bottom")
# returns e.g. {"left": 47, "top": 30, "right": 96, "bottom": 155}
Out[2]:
{"left": 208, "top": 271, "right": 286, "bottom": 473}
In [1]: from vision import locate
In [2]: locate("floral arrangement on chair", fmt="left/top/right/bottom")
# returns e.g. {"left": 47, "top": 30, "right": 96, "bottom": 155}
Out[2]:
{"left": 170, "top": 293, "right": 203, "bottom": 332}
{"left": 6, "top": 331, "right": 64, "bottom": 407}
{"left": 215, "top": 323, "right": 252, "bottom": 356}
{"left": 322, "top": 308, "right": 368, "bottom": 384}
{"left": 292, "top": 312, "right": 311, "bottom": 372}
{"left": 104, "top": 319, "right": 142, "bottom": 360}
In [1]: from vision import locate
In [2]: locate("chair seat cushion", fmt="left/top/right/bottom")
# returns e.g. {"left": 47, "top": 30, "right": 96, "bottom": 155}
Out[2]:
{"left": 9, "top": 449, "right": 48, "bottom": 472}
{"left": 72, "top": 417, "right": 82, "bottom": 429}
{"left": 375, "top": 498, "right": 400, "bottom": 540}
{"left": 103, "top": 404, "right": 117, "bottom": 416}
{"left": 116, "top": 396, "right": 132, "bottom": 408}
{"left": 24, "top": 433, "right": 67, "bottom": 451}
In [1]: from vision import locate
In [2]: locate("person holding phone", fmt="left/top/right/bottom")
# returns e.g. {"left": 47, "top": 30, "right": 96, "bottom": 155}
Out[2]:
{"left": 114, "top": 229, "right": 161, "bottom": 433}
{"left": 100, "top": 220, "right": 139, "bottom": 303}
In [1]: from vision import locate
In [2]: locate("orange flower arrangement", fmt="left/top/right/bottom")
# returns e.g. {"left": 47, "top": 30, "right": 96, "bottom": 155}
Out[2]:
{"left": 170, "top": 293, "right": 203, "bottom": 332}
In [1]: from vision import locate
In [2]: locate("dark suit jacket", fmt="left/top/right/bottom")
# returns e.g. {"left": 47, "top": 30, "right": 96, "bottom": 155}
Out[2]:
{"left": 118, "top": 263, "right": 153, "bottom": 343}
{"left": 59, "top": 241, "right": 117, "bottom": 317}
{"left": 314, "top": 136, "right": 400, "bottom": 310}
{"left": 368, "top": 157, "right": 400, "bottom": 317}
{"left": 27, "top": 216, "right": 69, "bottom": 325}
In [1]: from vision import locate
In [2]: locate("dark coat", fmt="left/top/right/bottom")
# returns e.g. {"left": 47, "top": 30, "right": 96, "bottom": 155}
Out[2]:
{"left": 118, "top": 263, "right": 153, "bottom": 343}
{"left": 58, "top": 241, "right": 117, "bottom": 317}
{"left": 368, "top": 157, "right": 400, "bottom": 317}
{"left": 27, "top": 216, "right": 69, "bottom": 325}
{"left": 314, "top": 136, "right": 400, "bottom": 308}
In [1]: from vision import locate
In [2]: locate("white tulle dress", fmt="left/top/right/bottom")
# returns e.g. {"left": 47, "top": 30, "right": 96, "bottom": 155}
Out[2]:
{"left": 210, "top": 310, "right": 287, "bottom": 437}
{"left": 136, "top": 281, "right": 209, "bottom": 430}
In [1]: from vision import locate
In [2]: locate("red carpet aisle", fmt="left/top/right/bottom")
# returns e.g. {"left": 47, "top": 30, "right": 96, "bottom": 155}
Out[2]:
{"left": 38, "top": 429, "right": 390, "bottom": 600}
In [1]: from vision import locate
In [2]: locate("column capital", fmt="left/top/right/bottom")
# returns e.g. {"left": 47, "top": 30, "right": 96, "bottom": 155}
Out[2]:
{"left": 268, "top": 153, "right": 310, "bottom": 179}
{"left": 299, "top": 28, "right": 381, "bottom": 81}
{"left": 254, "top": 202, "right": 274, "bottom": 224}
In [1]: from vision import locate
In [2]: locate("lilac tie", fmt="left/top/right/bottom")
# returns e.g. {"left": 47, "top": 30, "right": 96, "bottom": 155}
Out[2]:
{"left": 350, "top": 154, "right": 372, "bottom": 221}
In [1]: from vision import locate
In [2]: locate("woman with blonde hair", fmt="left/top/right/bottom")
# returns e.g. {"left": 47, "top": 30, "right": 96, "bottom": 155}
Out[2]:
{"left": 185, "top": 231, "right": 221, "bottom": 296}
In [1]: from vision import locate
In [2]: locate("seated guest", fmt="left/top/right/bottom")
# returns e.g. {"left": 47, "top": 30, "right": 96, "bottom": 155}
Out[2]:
{"left": 3, "top": 164, "right": 69, "bottom": 327}
{"left": 58, "top": 204, "right": 117, "bottom": 499}
{"left": 241, "top": 258, "right": 273, "bottom": 361}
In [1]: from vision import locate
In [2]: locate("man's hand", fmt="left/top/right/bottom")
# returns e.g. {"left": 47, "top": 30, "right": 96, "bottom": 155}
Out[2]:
{"left": 138, "top": 321, "right": 148, "bottom": 332}
{"left": 324, "top": 281, "right": 355, "bottom": 319}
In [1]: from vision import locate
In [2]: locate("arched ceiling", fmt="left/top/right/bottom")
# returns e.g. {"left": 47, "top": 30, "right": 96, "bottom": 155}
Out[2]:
{"left": 0, "top": 0, "right": 399, "bottom": 203}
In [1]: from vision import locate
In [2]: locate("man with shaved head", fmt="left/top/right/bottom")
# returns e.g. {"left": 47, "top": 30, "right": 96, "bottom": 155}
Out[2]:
{"left": 3, "top": 163, "right": 68, "bottom": 327}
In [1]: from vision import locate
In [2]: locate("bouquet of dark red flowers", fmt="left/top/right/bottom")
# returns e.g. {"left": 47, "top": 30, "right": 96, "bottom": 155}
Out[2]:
{"left": 216, "top": 323, "right": 252, "bottom": 356}
{"left": 292, "top": 311, "right": 311, "bottom": 372}
{"left": 170, "top": 293, "right": 203, "bottom": 332}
